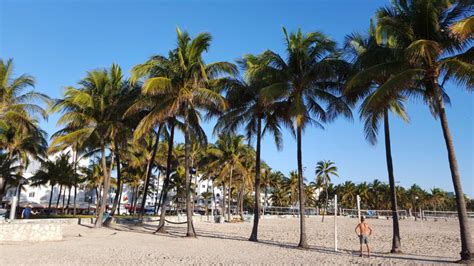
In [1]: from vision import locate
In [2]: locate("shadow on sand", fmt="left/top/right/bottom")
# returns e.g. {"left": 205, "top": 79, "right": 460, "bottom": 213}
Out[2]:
{"left": 103, "top": 222, "right": 456, "bottom": 264}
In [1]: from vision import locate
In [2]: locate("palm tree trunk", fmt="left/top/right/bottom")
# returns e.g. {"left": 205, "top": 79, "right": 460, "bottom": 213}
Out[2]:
{"left": 322, "top": 181, "right": 328, "bottom": 223}
{"left": 62, "top": 188, "right": 66, "bottom": 211}
{"left": 296, "top": 126, "right": 308, "bottom": 248}
{"left": 250, "top": 117, "right": 262, "bottom": 241}
{"left": 111, "top": 141, "right": 122, "bottom": 216}
{"left": 221, "top": 182, "right": 226, "bottom": 219}
{"left": 73, "top": 148, "right": 78, "bottom": 216}
{"left": 117, "top": 185, "right": 123, "bottom": 215}
{"left": 96, "top": 143, "right": 112, "bottom": 228}
{"left": 48, "top": 185, "right": 54, "bottom": 211}
{"left": 184, "top": 116, "right": 196, "bottom": 237}
{"left": 132, "top": 186, "right": 138, "bottom": 215}
{"left": 139, "top": 126, "right": 162, "bottom": 219}
{"left": 434, "top": 86, "right": 472, "bottom": 261}
{"left": 384, "top": 110, "right": 401, "bottom": 253}
{"left": 73, "top": 186, "right": 77, "bottom": 216}
{"left": 227, "top": 165, "right": 233, "bottom": 221}
{"left": 154, "top": 171, "right": 162, "bottom": 215}
{"left": 66, "top": 186, "right": 71, "bottom": 212}
{"left": 156, "top": 122, "right": 175, "bottom": 233}
{"left": 239, "top": 183, "right": 244, "bottom": 221}
{"left": 56, "top": 185, "right": 62, "bottom": 208}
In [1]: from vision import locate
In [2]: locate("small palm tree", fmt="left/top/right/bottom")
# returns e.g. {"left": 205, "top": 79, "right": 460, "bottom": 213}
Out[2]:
{"left": 31, "top": 154, "right": 75, "bottom": 211}
{"left": 315, "top": 160, "right": 339, "bottom": 222}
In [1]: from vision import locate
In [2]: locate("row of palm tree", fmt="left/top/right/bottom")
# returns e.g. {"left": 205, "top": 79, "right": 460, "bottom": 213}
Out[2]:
{"left": 1, "top": 0, "right": 472, "bottom": 261}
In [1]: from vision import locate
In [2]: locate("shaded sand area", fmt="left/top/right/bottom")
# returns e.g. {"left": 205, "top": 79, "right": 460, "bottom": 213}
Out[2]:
{"left": 1, "top": 216, "right": 472, "bottom": 265}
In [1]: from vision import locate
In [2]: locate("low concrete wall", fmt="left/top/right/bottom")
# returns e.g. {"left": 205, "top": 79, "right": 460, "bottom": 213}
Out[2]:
{"left": 0, "top": 218, "right": 94, "bottom": 242}
{"left": 0, "top": 220, "right": 63, "bottom": 242}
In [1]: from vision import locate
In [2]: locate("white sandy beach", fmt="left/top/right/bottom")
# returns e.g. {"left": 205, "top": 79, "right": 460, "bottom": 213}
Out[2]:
{"left": 1, "top": 216, "right": 472, "bottom": 265}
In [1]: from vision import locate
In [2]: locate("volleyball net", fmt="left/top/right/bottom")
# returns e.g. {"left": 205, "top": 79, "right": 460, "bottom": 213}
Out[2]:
{"left": 421, "top": 210, "right": 474, "bottom": 220}
{"left": 263, "top": 206, "right": 319, "bottom": 216}
{"left": 340, "top": 208, "right": 407, "bottom": 218}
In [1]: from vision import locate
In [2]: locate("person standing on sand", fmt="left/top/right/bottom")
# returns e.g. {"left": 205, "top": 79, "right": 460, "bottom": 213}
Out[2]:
{"left": 355, "top": 216, "right": 373, "bottom": 257}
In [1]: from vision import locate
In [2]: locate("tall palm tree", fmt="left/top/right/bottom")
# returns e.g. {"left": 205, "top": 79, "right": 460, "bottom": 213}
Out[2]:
{"left": 0, "top": 58, "right": 49, "bottom": 135}
{"left": 129, "top": 53, "right": 183, "bottom": 232}
{"left": 0, "top": 58, "right": 49, "bottom": 198}
{"left": 315, "top": 160, "right": 339, "bottom": 222}
{"left": 215, "top": 53, "right": 284, "bottom": 241}
{"left": 51, "top": 64, "right": 129, "bottom": 227}
{"left": 137, "top": 28, "right": 236, "bottom": 237}
{"left": 375, "top": 1, "right": 473, "bottom": 260}
{"left": 344, "top": 23, "right": 409, "bottom": 253}
{"left": 261, "top": 28, "right": 352, "bottom": 248}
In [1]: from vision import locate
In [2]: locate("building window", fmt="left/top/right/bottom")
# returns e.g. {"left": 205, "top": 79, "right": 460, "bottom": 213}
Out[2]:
{"left": 208, "top": 201, "right": 211, "bottom": 204}
{"left": 216, "top": 193, "right": 220, "bottom": 198}
{"left": 28, "top": 192, "right": 35, "bottom": 198}
{"left": 202, "top": 184, "right": 205, "bottom": 188}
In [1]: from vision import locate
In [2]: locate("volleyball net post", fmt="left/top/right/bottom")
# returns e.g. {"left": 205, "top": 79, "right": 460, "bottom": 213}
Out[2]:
{"left": 334, "top": 194, "right": 338, "bottom": 252}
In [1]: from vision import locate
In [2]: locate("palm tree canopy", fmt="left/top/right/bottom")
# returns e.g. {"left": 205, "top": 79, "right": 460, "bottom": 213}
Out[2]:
{"left": 260, "top": 27, "right": 353, "bottom": 133}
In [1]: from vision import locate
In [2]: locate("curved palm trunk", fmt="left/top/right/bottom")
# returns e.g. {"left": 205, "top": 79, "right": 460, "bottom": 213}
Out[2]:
{"left": 296, "top": 126, "right": 308, "bottom": 248}
{"left": 96, "top": 143, "right": 112, "bottom": 228}
{"left": 139, "top": 126, "right": 162, "bottom": 220}
{"left": 434, "top": 86, "right": 472, "bottom": 261}
{"left": 156, "top": 122, "right": 175, "bottom": 233}
{"left": 110, "top": 143, "right": 122, "bottom": 216}
{"left": 184, "top": 118, "right": 196, "bottom": 237}
{"left": 250, "top": 117, "right": 262, "bottom": 241}
{"left": 384, "top": 110, "right": 401, "bottom": 253}
{"left": 227, "top": 166, "right": 233, "bottom": 221}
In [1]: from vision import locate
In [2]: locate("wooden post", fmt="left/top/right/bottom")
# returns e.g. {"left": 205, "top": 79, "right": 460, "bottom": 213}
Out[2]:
{"left": 334, "top": 194, "right": 338, "bottom": 252}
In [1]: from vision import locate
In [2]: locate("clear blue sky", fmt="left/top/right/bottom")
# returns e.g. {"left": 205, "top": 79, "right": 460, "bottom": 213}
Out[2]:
{"left": 1, "top": 0, "right": 473, "bottom": 196}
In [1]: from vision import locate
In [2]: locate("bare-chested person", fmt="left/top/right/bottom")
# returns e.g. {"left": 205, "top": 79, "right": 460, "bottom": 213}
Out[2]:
{"left": 355, "top": 216, "right": 373, "bottom": 257}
